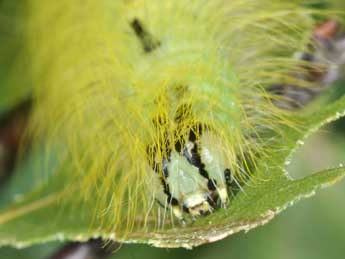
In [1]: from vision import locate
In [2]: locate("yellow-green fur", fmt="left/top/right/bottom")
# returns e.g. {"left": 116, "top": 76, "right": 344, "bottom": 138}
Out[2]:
{"left": 24, "top": 0, "right": 326, "bottom": 236}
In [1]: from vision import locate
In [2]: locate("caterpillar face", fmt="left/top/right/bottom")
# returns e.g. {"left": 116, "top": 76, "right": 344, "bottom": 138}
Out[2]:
{"left": 148, "top": 129, "right": 233, "bottom": 222}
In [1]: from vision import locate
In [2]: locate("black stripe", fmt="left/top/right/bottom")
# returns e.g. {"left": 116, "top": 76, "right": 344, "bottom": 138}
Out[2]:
{"left": 224, "top": 168, "right": 232, "bottom": 187}
{"left": 130, "top": 18, "right": 161, "bottom": 53}
{"left": 207, "top": 179, "right": 217, "bottom": 191}
{"left": 183, "top": 141, "right": 210, "bottom": 180}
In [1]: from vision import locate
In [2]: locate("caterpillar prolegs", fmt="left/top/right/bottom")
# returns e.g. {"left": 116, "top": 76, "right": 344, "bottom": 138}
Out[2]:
{"left": 25, "top": 1, "right": 345, "bottom": 232}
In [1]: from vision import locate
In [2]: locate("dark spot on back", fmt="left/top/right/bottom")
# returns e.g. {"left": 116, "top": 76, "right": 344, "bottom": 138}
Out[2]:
{"left": 130, "top": 18, "right": 161, "bottom": 53}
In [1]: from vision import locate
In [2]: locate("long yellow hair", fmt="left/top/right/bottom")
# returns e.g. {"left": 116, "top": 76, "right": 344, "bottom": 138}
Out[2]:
{"left": 23, "top": 0, "right": 329, "bottom": 237}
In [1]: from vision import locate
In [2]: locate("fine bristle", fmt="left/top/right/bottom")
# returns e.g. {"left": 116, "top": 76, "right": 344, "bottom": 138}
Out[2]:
{"left": 21, "top": 0, "right": 331, "bottom": 236}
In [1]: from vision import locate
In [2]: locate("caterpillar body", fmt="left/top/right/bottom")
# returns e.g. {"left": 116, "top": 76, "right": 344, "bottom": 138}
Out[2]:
{"left": 19, "top": 0, "right": 344, "bottom": 236}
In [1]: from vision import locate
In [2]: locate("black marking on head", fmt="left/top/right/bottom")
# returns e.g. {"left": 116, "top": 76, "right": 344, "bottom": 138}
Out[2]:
{"left": 182, "top": 143, "right": 192, "bottom": 161}
{"left": 189, "top": 123, "right": 203, "bottom": 142}
{"left": 198, "top": 168, "right": 209, "bottom": 179}
{"left": 183, "top": 140, "right": 210, "bottom": 180}
{"left": 224, "top": 168, "right": 242, "bottom": 195}
{"left": 207, "top": 179, "right": 217, "bottom": 191}
{"left": 130, "top": 18, "right": 161, "bottom": 53}
{"left": 160, "top": 176, "right": 180, "bottom": 207}
{"left": 162, "top": 158, "right": 169, "bottom": 178}
{"left": 169, "top": 197, "right": 179, "bottom": 206}
{"left": 160, "top": 177, "right": 170, "bottom": 195}
{"left": 224, "top": 168, "right": 232, "bottom": 186}
{"left": 157, "top": 171, "right": 180, "bottom": 207}
{"left": 174, "top": 140, "right": 183, "bottom": 153}
{"left": 189, "top": 131, "right": 197, "bottom": 142}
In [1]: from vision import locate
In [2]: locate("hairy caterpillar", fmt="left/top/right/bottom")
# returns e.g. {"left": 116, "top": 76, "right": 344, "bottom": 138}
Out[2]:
{"left": 15, "top": 0, "right": 344, "bottom": 238}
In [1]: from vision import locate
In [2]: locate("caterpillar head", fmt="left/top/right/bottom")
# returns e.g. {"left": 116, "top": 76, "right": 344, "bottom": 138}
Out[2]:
{"left": 149, "top": 129, "right": 234, "bottom": 222}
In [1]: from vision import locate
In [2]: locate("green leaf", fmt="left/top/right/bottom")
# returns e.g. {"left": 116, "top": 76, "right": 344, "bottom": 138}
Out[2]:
{"left": 0, "top": 89, "right": 344, "bottom": 249}
{"left": 0, "top": 167, "right": 344, "bottom": 249}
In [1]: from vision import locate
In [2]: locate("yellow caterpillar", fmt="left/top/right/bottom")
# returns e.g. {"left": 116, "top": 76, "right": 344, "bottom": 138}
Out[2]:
{"left": 18, "top": 0, "right": 341, "bottom": 238}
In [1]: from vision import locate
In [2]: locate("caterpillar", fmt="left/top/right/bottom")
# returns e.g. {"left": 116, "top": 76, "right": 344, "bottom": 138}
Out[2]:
{"left": 10, "top": 0, "right": 343, "bottom": 237}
